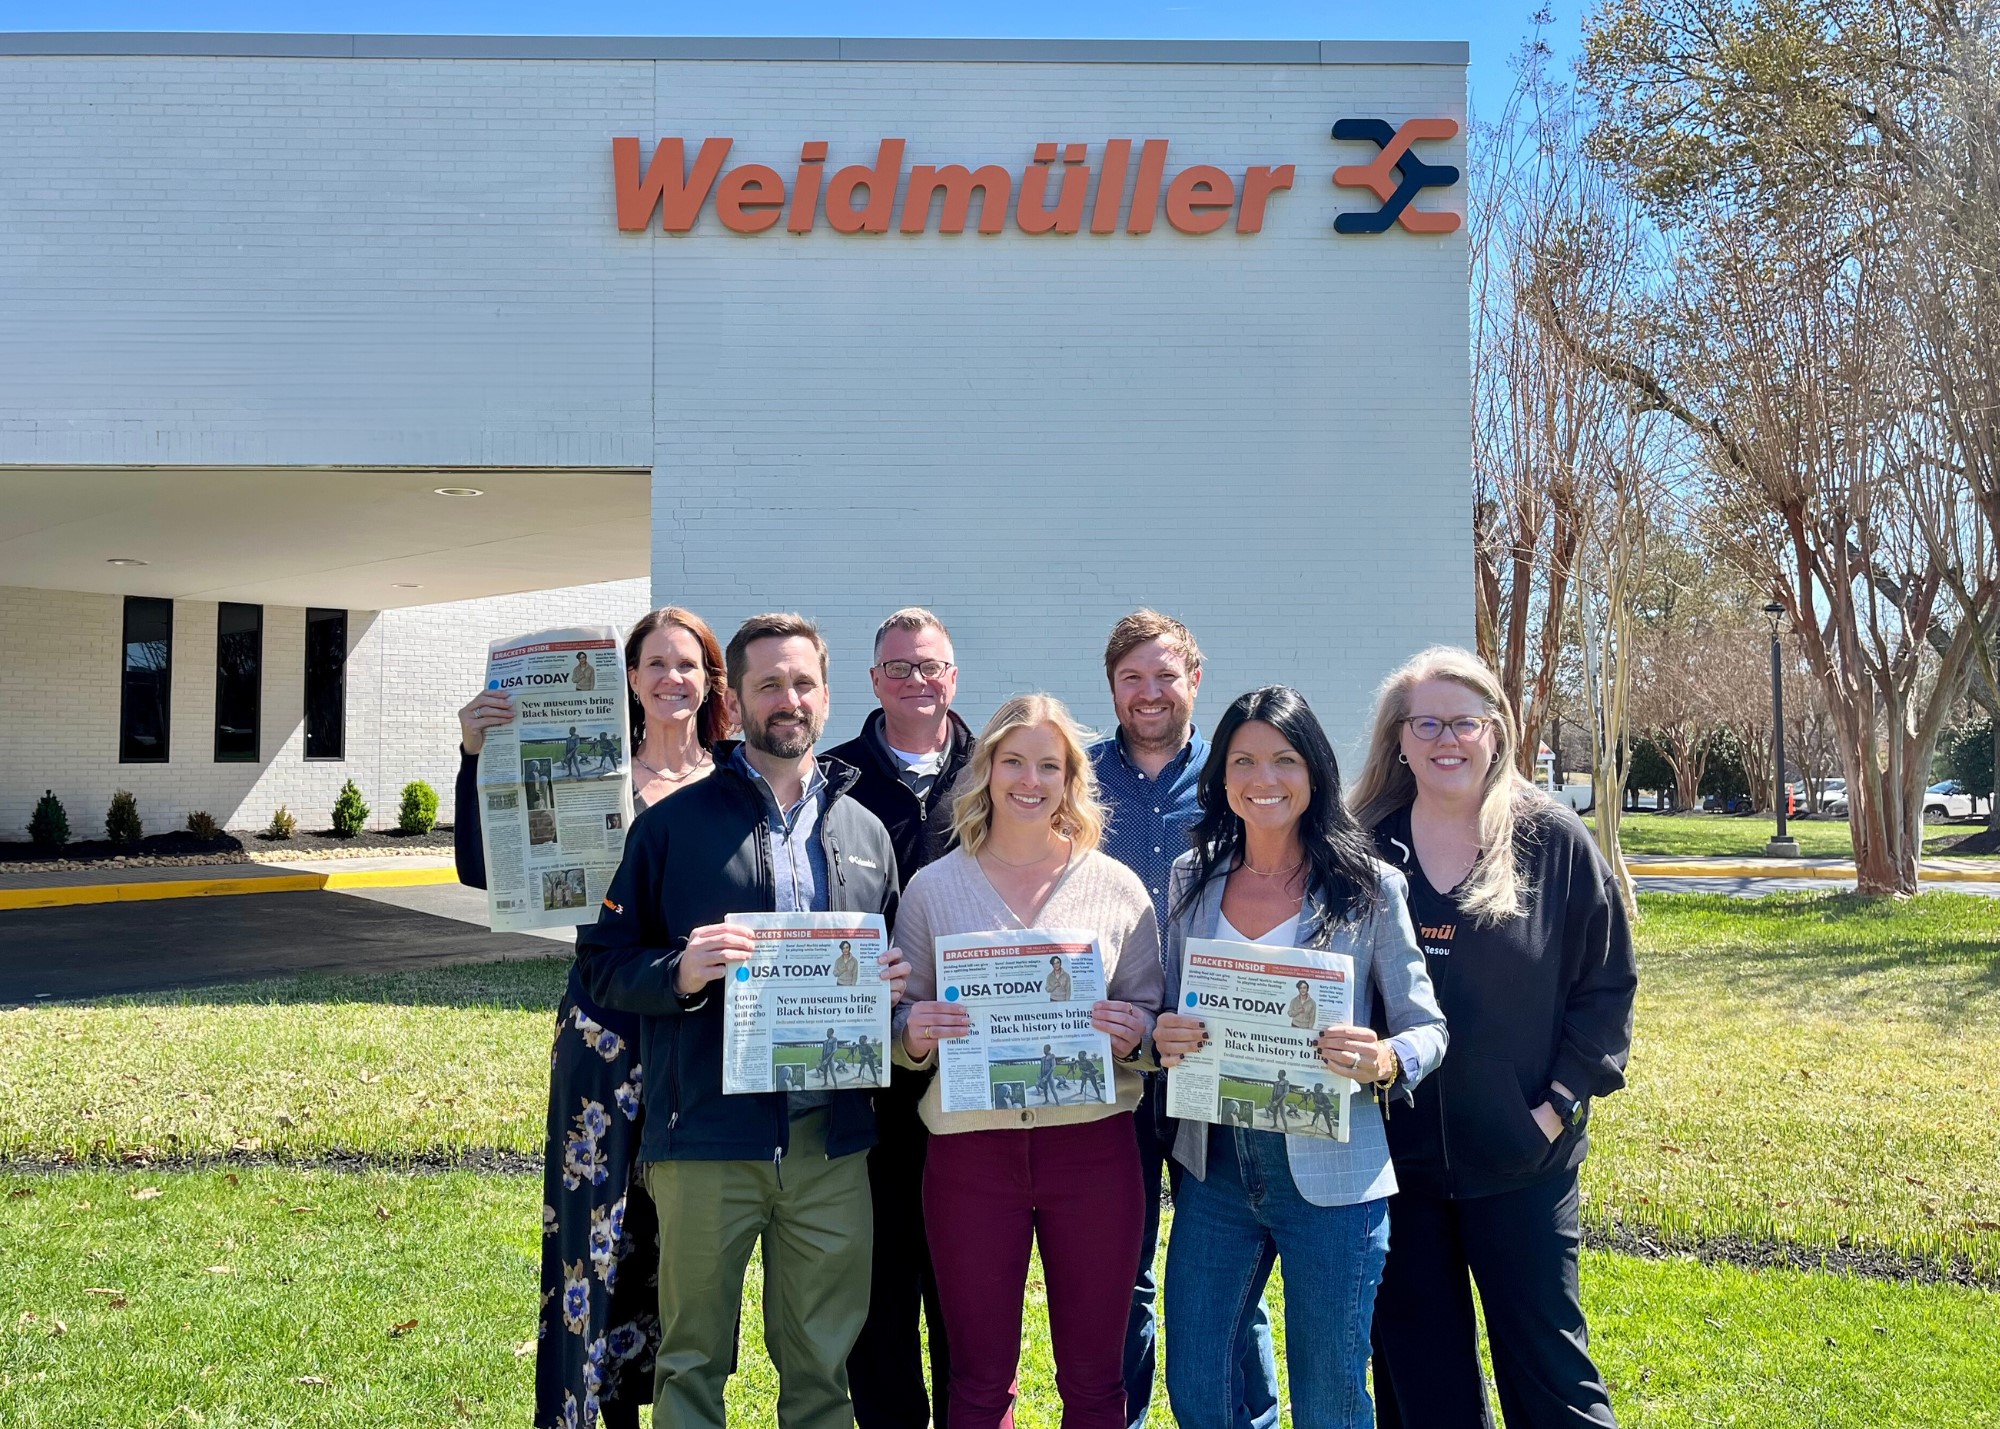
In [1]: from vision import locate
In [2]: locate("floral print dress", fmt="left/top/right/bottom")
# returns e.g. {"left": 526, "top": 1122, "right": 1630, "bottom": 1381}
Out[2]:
{"left": 536, "top": 969, "right": 660, "bottom": 1429}
{"left": 453, "top": 750, "right": 661, "bottom": 1429}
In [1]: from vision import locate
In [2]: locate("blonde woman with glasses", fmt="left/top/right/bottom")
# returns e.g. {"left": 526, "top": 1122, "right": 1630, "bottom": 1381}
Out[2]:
{"left": 893, "top": 694, "right": 1165, "bottom": 1429}
{"left": 1350, "top": 647, "right": 1636, "bottom": 1429}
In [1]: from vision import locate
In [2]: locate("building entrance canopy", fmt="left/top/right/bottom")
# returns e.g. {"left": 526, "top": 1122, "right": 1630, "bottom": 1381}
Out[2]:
{"left": 0, "top": 467, "right": 648, "bottom": 609}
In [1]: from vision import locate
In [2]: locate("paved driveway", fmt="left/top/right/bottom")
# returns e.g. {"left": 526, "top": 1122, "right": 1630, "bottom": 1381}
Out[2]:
{"left": 0, "top": 883, "right": 565, "bottom": 1004}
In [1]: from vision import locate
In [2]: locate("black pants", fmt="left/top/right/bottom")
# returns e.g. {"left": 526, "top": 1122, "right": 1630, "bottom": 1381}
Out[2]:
{"left": 1372, "top": 1168, "right": 1616, "bottom": 1429}
{"left": 849, "top": 1068, "right": 950, "bottom": 1429}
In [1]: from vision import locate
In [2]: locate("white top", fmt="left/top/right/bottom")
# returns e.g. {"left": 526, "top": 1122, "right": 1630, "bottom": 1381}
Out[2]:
{"left": 1215, "top": 909, "right": 1301, "bottom": 947}
{"left": 888, "top": 743, "right": 947, "bottom": 776}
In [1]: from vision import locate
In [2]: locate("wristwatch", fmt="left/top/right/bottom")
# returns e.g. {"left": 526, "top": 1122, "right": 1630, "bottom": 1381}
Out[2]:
{"left": 1547, "top": 1087, "right": 1585, "bottom": 1128}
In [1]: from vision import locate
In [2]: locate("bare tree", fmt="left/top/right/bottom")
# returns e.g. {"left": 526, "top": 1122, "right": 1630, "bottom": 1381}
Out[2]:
{"left": 1471, "top": 39, "right": 1594, "bottom": 772}
{"left": 1574, "top": 0, "right": 2000, "bottom": 892}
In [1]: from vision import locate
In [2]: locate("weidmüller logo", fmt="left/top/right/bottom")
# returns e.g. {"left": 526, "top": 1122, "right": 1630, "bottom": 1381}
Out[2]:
{"left": 1330, "top": 118, "right": 1462, "bottom": 235}
{"left": 611, "top": 123, "right": 1461, "bottom": 238}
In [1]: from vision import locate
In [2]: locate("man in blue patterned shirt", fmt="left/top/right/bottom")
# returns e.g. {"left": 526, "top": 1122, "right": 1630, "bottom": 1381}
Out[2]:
{"left": 1087, "top": 610, "right": 1278, "bottom": 1429}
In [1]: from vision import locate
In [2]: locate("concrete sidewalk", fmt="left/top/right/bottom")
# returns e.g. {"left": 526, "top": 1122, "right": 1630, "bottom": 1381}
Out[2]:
{"left": 4, "top": 849, "right": 1996, "bottom": 915}
{"left": 1626, "top": 854, "right": 2000, "bottom": 883}
{"left": 0, "top": 855, "right": 459, "bottom": 911}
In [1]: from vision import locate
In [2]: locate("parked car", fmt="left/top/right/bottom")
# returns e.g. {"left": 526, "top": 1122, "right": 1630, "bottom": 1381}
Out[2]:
{"left": 1927, "top": 780, "right": 1989, "bottom": 819}
{"left": 1822, "top": 780, "right": 1986, "bottom": 819}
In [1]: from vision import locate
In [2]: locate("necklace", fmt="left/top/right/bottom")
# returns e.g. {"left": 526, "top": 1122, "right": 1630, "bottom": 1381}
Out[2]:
{"left": 1240, "top": 855, "right": 1305, "bottom": 878}
{"left": 634, "top": 748, "right": 711, "bottom": 782}
{"left": 982, "top": 842, "right": 1066, "bottom": 870}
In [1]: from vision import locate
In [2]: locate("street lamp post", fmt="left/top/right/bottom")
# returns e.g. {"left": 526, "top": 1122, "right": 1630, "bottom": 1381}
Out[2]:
{"left": 1764, "top": 601, "right": 1801, "bottom": 857}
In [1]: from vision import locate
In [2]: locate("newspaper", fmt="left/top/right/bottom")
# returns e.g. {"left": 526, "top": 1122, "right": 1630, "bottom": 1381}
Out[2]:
{"left": 475, "top": 626, "right": 633, "bottom": 932}
{"left": 722, "top": 913, "right": 892, "bottom": 1095}
{"left": 1166, "top": 937, "right": 1356, "bottom": 1142}
{"left": 933, "top": 930, "right": 1115, "bottom": 1116}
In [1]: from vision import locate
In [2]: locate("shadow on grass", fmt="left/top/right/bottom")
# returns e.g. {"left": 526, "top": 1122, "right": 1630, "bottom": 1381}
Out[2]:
{"left": 84, "top": 955, "right": 574, "bottom": 1014}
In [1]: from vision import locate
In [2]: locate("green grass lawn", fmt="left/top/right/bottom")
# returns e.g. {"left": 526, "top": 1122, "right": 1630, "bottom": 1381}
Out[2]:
{"left": 1585, "top": 893, "right": 2000, "bottom": 1275}
{"left": 1592, "top": 812, "right": 1995, "bottom": 860}
{"left": 4, "top": 1168, "right": 1994, "bottom": 1429}
{"left": 3, "top": 890, "right": 1997, "bottom": 1423}
{"left": 0, "top": 958, "right": 567, "bottom": 1161}
{"left": 7, "top": 895, "right": 1995, "bottom": 1275}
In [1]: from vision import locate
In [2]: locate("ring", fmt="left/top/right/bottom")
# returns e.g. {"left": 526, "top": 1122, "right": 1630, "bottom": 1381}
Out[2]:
{"left": 1346, "top": 1051, "right": 1360, "bottom": 1069}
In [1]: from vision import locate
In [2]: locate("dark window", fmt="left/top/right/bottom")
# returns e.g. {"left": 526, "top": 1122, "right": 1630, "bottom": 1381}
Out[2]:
{"left": 214, "top": 603, "right": 263, "bottom": 763}
{"left": 119, "top": 596, "right": 174, "bottom": 763}
{"left": 304, "top": 608, "right": 348, "bottom": 760}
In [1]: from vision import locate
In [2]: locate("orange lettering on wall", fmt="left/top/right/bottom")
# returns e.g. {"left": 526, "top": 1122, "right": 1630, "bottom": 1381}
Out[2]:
{"left": 827, "top": 139, "right": 907, "bottom": 233}
{"left": 1091, "top": 139, "right": 1133, "bottom": 233}
{"left": 789, "top": 141, "right": 827, "bottom": 233}
{"left": 1236, "top": 165, "right": 1295, "bottom": 233}
{"left": 612, "top": 137, "right": 734, "bottom": 232}
{"left": 1018, "top": 143, "right": 1090, "bottom": 234}
{"left": 1127, "top": 140, "right": 1168, "bottom": 234}
{"left": 903, "top": 164, "right": 1012, "bottom": 234}
{"left": 717, "top": 164, "right": 786, "bottom": 233}
{"left": 1165, "top": 165, "right": 1235, "bottom": 234}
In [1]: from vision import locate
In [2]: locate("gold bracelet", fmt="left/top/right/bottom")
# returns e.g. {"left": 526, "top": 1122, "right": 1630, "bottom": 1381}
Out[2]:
{"left": 1372, "top": 1045, "right": 1402, "bottom": 1088}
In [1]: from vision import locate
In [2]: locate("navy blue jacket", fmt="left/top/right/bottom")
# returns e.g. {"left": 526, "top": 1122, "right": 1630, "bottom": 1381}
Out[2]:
{"left": 577, "top": 744, "right": 901, "bottom": 1164}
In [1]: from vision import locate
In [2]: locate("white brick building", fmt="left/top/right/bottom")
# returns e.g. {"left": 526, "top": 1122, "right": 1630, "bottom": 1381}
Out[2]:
{"left": 0, "top": 34, "right": 1469, "bottom": 838}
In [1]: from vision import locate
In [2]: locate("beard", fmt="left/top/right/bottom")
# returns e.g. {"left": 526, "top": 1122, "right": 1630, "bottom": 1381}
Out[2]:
{"left": 745, "top": 704, "right": 825, "bottom": 759}
{"left": 1121, "top": 707, "right": 1191, "bottom": 755}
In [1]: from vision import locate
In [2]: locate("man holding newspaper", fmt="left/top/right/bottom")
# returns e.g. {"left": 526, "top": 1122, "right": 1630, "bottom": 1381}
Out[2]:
{"left": 577, "top": 613, "right": 912, "bottom": 1429}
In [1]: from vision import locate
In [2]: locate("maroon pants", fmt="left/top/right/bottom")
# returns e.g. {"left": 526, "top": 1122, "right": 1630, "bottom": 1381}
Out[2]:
{"left": 923, "top": 1113, "right": 1144, "bottom": 1429}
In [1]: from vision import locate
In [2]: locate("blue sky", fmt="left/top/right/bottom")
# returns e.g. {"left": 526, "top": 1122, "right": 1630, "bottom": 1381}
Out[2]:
{"left": 2, "top": 1, "right": 1586, "bottom": 117}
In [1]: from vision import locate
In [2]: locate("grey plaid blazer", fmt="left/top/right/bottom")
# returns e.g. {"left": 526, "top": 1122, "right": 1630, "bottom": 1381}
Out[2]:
{"left": 1165, "top": 851, "right": 1447, "bottom": 1207}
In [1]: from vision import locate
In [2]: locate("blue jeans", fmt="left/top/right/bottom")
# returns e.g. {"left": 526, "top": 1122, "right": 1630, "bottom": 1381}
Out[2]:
{"left": 1165, "top": 1126, "right": 1390, "bottom": 1429}
{"left": 1125, "top": 1077, "right": 1278, "bottom": 1429}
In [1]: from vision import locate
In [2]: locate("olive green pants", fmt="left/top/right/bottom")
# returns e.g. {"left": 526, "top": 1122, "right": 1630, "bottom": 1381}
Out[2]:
{"left": 643, "top": 1111, "right": 874, "bottom": 1429}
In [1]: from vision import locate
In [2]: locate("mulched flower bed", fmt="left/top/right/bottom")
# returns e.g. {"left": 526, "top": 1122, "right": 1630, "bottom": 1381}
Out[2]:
{"left": 0, "top": 827, "right": 455, "bottom": 874}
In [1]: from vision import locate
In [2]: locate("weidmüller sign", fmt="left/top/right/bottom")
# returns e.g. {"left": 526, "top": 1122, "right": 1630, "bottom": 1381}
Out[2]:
{"left": 612, "top": 129, "right": 1462, "bottom": 237}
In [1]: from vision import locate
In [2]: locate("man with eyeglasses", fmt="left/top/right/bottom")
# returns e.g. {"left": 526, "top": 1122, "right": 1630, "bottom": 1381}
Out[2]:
{"left": 827, "top": 607, "right": 973, "bottom": 1429}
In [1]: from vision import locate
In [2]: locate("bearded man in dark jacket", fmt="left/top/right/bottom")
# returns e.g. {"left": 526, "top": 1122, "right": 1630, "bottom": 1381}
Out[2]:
{"left": 580, "top": 613, "right": 909, "bottom": 1429}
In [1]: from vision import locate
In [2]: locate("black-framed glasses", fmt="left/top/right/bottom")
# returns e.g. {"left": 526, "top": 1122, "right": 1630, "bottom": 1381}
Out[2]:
{"left": 874, "top": 659, "right": 954, "bottom": 681}
{"left": 1403, "top": 715, "right": 1494, "bottom": 742}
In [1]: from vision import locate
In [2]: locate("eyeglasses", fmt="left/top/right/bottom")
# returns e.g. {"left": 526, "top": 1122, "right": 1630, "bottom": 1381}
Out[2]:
{"left": 1403, "top": 715, "right": 1495, "bottom": 742}
{"left": 874, "top": 660, "right": 954, "bottom": 681}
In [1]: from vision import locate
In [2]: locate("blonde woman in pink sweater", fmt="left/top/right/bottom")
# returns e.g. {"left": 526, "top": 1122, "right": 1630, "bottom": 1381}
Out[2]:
{"left": 894, "top": 693, "right": 1166, "bottom": 1429}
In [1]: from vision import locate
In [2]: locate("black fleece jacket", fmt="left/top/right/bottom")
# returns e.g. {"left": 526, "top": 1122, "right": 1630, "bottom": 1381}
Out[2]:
{"left": 1372, "top": 802, "right": 1637, "bottom": 1200}
{"left": 576, "top": 744, "right": 900, "bottom": 1164}
{"left": 822, "top": 707, "right": 975, "bottom": 883}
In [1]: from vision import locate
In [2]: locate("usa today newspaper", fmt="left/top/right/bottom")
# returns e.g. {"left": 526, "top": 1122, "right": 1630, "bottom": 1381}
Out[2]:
{"left": 722, "top": 913, "right": 892, "bottom": 1095}
{"left": 475, "top": 625, "right": 632, "bottom": 932}
{"left": 1166, "top": 938, "right": 1356, "bottom": 1141}
{"left": 932, "top": 931, "right": 1115, "bottom": 1116}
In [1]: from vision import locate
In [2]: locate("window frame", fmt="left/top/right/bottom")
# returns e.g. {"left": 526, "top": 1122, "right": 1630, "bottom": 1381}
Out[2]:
{"left": 303, "top": 608, "right": 349, "bottom": 762}
{"left": 118, "top": 595, "right": 175, "bottom": 764}
{"left": 213, "top": 601, "right": 264, "bottom": 764}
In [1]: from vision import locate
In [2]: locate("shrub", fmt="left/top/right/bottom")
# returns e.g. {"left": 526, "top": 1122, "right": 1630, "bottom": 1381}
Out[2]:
{"left": 331, "top": 780, "right": 370, "bottom": 838}
{"left": 186, "top": 810, "right": 221, "bottom": 840}
{"left": 105, "top": 790, "right": 143, "bottom": 845}
{"left": 28, "top": 791, "right": 69, "bottom": 855}
{"left": 267, "top": 804, "right": 297, "bottom": 840}
{"left": 397, "top": 780, "right": 440, "bottom": 835}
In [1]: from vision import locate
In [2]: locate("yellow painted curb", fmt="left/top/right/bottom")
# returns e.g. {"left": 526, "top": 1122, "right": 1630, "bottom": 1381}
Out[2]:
{"left": 321, "top": 866, "right": 462, "bottom": 891}
{"left": 1633, "top": 861, "right": 2000, "bottom": 883}
{"left": 0, "top": 865, "right": 458, "bottom": 912}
